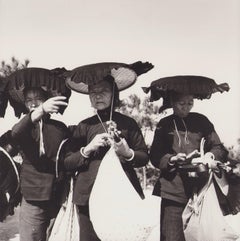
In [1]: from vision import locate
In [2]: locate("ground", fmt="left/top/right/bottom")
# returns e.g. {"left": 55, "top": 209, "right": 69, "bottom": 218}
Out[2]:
{"left": 0, "top": 193, "right": 240, "bottom": 241}
{"left": 0, "top": 206, "right": 19, "bottom": 241}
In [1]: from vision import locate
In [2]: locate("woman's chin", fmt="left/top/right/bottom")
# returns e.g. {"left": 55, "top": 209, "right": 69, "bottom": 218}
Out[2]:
{"left": 177, "top": 113, "right": 189, "bottom": 118}
{"left": 94, "top": 104, "right": 110, "bottom": 110}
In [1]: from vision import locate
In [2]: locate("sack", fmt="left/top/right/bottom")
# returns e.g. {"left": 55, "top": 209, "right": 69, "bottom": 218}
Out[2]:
{"left": 182, "top": 172, "right": 239, "bottom": 241}
{"left": 48, "top": 178, "right": 79, "bottom": 241}
{"left": 89, "top": 147, "right": 159, "bottom": 241}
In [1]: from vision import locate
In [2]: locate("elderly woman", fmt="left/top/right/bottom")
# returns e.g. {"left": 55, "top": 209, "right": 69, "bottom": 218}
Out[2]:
{"left": 64, "top": 75, "right": 148, "bottom": 241}
{"left": 149, "top": 92, "right": 228, "bottom": 241}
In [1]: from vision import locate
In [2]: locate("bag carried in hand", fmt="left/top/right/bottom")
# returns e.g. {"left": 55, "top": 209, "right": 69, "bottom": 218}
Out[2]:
{"left": 48, "top": 178, "right": 79, "bottom": 241}
{"left": 182, "top": 172, "right": 239, "bottom": 241}
{"left": 89, "top": 147, "right": 159, "bottom": 241}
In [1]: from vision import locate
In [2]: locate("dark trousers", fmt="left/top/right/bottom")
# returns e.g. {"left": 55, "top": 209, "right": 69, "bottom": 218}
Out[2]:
{"left": 77, "top": 205, "right": 101, "bottom": 241}
{"left": 160, "top": 198, "right": 186, "bottom": 241}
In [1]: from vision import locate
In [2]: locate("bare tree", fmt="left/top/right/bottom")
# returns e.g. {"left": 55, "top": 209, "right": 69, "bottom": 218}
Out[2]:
{"left": 118, "top": 94, "right": 163, "bottom": 190}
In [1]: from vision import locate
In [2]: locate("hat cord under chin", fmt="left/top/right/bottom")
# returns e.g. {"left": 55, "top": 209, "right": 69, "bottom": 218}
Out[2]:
{"left": 173, "top": 118, "right": 190, "bottom": 147}
{"left": 96, "top": 83, "right": 115, "bottom": 134}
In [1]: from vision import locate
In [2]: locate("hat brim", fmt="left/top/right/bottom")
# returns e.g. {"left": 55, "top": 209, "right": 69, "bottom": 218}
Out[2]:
{"left": 66, "top": 62, "right": 138, "bottom": 94}
{"left": 5, "top": 68, "right": 71, "bottom": 117}
{"left": 143, "top": 75, "right": 230, "bottom": 102}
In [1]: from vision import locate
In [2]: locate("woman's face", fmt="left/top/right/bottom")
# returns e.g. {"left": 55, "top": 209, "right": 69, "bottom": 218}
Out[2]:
{"left": 172, "top": 94, "right": 194, "bottom": 118}
{"left": 89, "top": 81, "right": 113, "bottom": 110}
{"left": 24, "top": 89, "right": 46, "bottom": 112}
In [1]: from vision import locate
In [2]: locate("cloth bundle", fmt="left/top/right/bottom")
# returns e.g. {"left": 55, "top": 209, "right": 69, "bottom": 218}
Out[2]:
{"left": 89, "top": 147, "right": 159, "bottom": 241}
{"left": 182, "top": 172, "right": 239, "bottom": 241}
{"left": 48, "top": 178, "right": 79, "bottom": 241}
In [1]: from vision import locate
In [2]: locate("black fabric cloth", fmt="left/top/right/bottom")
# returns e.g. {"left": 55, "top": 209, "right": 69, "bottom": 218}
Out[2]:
{"left": 77, "top": 205, "right": 101, "bottom": 241}
{"left": 64, "top": 109, "right": 148, "bottom": 206}
{"left": 11, "top": 113, "right": 69, "bottom": 201}
{"left": 150, "top": 112, "right": 228, "bottom": 204}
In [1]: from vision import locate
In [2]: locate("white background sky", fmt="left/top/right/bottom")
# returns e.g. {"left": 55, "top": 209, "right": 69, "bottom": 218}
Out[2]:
{"left": 0, "top": 0, "right": 239, "bottom": 147}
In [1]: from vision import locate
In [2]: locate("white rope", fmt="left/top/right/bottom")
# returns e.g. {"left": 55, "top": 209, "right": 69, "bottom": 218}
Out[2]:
{"left": 200, "top": 138, "right": 206, "bottom": 157}
{"left": 173, "top": 119, "right": 181, "bottom": 147}
{"left": 173, "top": 118, "right": 190, "bottom": 147}
{"left": 96, "top": 82, "right": 115, "bottom": 134}
{"left": 109, "top": 82, "right": 115, "bottom": 122}
{"left": 96, "top": 112, "right": 108, "bottom": 134}
{"left": 55, "top": 139, "right": 68, "bottom": 178}
{"left": 39, "top": 119, "right": 45, "bottom": 156}
{"left": 182, "top": 119, "right": 190, "bottom": 144}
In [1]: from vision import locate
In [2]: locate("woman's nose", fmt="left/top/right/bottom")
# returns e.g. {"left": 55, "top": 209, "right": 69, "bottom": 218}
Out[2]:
{"left": 31, "top": 103, "right": 37, "bottom": 107}
{"left": 183, "top": 106, "right": 190, "bottom": 112}
{"left": 30, "top": 101, "right": 37, "bottom": 106}
{"left": 95, "top": 93, "right": 102, "bottom": 99}
{"left": 28, "top": 101, "right": 39, "bottom": 109}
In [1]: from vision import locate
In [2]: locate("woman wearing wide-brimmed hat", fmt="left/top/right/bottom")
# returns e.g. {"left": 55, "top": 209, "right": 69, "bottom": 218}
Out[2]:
{"left": 5, "top": 67, "right": 71, "bottom": 241}
{"left": 143, "top": 75, "right": 230, "bottom": 241}
{"left": 63, "top": 61, "right": 153, "bottom": 241}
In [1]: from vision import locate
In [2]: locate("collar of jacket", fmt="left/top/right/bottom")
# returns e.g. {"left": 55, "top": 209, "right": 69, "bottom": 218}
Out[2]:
{"left": 96, "top": 107, "right": 115, "bottom": 121}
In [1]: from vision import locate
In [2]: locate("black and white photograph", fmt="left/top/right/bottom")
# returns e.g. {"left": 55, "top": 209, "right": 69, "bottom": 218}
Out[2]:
{"left": 0, "top": 0, "right": 240, "bottom": 240}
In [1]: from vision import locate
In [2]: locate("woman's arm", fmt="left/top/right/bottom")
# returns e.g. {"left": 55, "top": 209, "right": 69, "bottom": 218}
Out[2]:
{"left": 62, "top": 137, "right": 90, "bottom": 171}
{"left": 203, "top": 116, "right": 228, "bottom": 162}
{"left": 206, "top": 131, "right": 228, "bottom": 161}
{"left": 11, "top": 114, "right": 34, "bottom": 140}
{"left": 124, "top": 119, "right": 149, "bottom": 168}
{"left": 150, "top": 124, "right": 175, "bottom": 171}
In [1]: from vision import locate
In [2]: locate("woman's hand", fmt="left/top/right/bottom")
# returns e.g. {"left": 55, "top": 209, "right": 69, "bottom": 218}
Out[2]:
{"left": 83, "top": 133, "right": 111, "bottom": 156}
{"left": 31, "top": 96, "right": 68, "bottom": 122}
{"left": 114, "top": 138, "right": 134, "bottom": 160}
{"left": 42, "top": 96, "right": 68, "bottom": 114}
{"left": 169, "top": 153, "right": 187, "bottom": 165}
{"left": 203, "top": 152, "right": 221, "bottom": 171}
{"left": 186, "top": 150, "right": 200, "bottom": 159}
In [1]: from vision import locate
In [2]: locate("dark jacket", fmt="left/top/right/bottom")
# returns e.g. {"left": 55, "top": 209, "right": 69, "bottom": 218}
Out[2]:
{"left": 64, "top": 109, "right": 148, "bottom": 206}
{"left": 11, "top": 114, "right": 69, "bottom": 201}
{"left": 150, "top": 112, "right": 228, "bottom": 204}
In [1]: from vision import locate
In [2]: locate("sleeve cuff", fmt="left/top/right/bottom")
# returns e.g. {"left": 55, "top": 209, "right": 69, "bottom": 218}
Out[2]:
{"left": 167, "top": 155, "right": 177, "bottom": 171}
{"left": 168, "top": 160, "right": 175, "bottom": 166}
{"left": 80, "top": 147, "right": 90, "bottom": 158}
{"left": 125, "top": 149, "right": 135, "bottom": 161}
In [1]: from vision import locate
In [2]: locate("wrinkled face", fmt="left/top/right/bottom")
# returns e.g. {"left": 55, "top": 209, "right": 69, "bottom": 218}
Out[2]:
{"left": 89, "top": 81, "right": 113, "bottom": 110}
{"left": 24, "top": 89, "right": 46, "bottom": 112}
{"left": 172, "top": 94, "right": 194, "bottom": 118}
